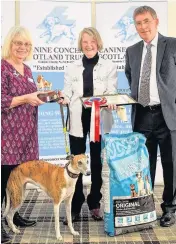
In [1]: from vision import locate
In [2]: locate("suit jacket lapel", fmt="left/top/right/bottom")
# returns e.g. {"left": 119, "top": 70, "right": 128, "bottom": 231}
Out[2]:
{"left": 156, "top": 33, "right": 167, "bottom": 73}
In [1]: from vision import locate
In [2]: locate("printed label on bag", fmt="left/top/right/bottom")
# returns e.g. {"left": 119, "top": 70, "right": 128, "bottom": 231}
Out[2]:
{"left": 113, "top": 195, "right": 156, "bottom": 227}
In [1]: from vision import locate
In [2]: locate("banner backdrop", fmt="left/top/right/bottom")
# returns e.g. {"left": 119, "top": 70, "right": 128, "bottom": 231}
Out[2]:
{"left": 1, "top": 0, "right": 167, "bottom": 184}
{"left": 20, "top": 1, "right": 91, "bottom": 163}
{"left": 96, "top": 1, "right": 168, "bottom": 183}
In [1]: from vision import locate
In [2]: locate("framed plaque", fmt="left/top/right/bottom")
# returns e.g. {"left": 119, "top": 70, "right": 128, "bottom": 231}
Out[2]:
{"left": 80, "top": 94, "right": 137, "bottom": 108}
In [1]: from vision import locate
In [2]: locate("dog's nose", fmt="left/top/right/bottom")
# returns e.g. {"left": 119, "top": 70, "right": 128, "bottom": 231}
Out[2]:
{"left": 85, "top": 171, "right": 91, "bottom": 176}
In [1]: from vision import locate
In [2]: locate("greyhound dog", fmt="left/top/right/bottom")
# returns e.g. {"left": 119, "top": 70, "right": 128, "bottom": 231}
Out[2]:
{"left": 3, "top": 154, "right": 90, "bottom": 241}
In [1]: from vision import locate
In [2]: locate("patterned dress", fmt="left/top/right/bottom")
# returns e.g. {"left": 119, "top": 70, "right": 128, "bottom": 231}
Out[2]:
{"left": 1, "top": 59, "right": 39, "bottom": 165}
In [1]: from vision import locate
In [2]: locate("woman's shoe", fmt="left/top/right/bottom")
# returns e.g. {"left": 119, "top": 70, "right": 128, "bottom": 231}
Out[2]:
{"left": 1, "top": 223, "right": 11, "bottom": 243}
{"left": 90, "top": 208, "right": 103, "bottom": 221}
{"left": 13, "top": 212, "right": 36, "bottom": 227}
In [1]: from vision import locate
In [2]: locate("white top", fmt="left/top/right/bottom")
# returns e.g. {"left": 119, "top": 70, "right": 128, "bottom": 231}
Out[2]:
{"left": 63, "top": 56, "right": 117, "bottom": 137}
{"left": 139, "top": 32, "right": 160, "bottom": 105}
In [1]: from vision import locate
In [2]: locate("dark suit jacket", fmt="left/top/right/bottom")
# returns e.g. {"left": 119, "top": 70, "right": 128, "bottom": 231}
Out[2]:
{"left": 125, "top": 33, "right": 176, "bottom": 131}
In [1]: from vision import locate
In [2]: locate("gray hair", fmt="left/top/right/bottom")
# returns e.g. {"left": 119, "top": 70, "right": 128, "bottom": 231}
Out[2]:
{"left": 133, "top": 6, "right": 158, "bottom": 20}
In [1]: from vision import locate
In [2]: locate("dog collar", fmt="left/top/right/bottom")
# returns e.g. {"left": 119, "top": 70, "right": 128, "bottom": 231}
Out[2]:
{"left": 65, "top": 163, "right": 79, "bottom": 179}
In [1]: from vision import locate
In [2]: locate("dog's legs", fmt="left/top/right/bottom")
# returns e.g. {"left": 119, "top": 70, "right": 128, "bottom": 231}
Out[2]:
{"left": 54, "top": 203, "right": 62, "bottom": 241}
{"left": 65, "top": 195, "right": 79, "bottom": 236}
{"left": 46, "top": 35, "right": 52, "bottom": 44}
{"left": 6, "top": 209, "right": 20, "bottom": 234}
{"left": 6, "top": 177, "right": 24, "bottom": 234}
{"left": 40, "top": 30, "right": 48, "bottom": 38}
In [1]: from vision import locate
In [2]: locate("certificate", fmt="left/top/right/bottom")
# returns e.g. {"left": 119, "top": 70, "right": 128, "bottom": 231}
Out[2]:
{"left": 80, "top": 94, "right": 137, "bottom": 108}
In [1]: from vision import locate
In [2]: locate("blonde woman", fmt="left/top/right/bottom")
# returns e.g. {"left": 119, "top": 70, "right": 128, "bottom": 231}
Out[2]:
{"left": 1, "top": 26, "right": 45, "bottom": 243}
{"left": 59, "top": 27, "right": 117, "bottom": 224}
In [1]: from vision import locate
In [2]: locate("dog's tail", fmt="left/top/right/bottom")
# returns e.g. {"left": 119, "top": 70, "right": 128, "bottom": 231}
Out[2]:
{"left": 3, "top": 189, "right": 10, "bottom": 218}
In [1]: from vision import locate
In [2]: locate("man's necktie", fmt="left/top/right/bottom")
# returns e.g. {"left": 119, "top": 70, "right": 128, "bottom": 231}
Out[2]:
{"left": 138, "top": 44, "right": 152, "bottom": 107}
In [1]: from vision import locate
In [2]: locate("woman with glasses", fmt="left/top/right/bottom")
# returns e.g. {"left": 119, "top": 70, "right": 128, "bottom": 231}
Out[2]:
{"left": 1, "top": 26, "right": 45, "bottom": 243}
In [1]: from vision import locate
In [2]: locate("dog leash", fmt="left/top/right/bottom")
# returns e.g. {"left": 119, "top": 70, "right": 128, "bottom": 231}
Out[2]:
{"left": 59, "top": 103, "right": 70, "bottom": 156}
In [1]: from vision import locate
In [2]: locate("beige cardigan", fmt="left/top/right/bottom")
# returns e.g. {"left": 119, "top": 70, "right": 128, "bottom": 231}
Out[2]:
{"left": 63, "top": 56, "right": 117, "bottom": 137}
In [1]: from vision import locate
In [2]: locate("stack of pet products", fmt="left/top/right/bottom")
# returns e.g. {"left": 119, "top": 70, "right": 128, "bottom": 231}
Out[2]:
{"left": 101, "top": 107, "right": 157, "bottom": 236}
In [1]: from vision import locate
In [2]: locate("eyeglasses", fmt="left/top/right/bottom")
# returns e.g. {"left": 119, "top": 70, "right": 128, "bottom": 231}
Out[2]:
{"left": 135, "top": 19, "right": 155, "bottom": 28}
{"left": 12, "top": 41, "right": 32, "bottom": 48}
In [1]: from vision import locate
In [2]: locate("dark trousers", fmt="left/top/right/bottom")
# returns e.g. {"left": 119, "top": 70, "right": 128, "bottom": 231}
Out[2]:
{"left": 134, "top": 105, "right": 176, "bottom": 213}
{"left": 1, "top": 165, "right": 17, "bottom": 206}
{"left": 69, "top": 108, "right": 102, "bottom": 213}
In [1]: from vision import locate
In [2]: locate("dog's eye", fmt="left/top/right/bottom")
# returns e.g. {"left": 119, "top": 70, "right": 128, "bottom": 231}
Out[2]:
{"left": 78, "top": 161, "right": 82, "bottom": 165}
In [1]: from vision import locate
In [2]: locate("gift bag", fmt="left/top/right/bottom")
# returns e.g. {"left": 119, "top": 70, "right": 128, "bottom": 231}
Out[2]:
{"left": 101, "top": 132, "right": 157, "bottom": 236}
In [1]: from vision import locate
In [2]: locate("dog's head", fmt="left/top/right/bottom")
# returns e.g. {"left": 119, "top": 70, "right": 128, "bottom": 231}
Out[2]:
{"left": 67, "top": 154, "right": 90, "bottom": 176}
{"left": 37, "top": 74, "right": 44, "bottom": 83}
{"left": 44, "top": 16, "right": 60, "bottom": 28}
{"left": 130, "top": 184, "right": 135, "bottom": 191}
{"left": 136, "top": 171, "right": 142, "bottom": 180}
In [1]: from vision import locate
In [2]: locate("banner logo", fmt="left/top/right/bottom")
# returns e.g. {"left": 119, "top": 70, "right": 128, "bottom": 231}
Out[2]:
{"left": 37, "top": 7, "right": 76, "bottom": 44}
{"left": 112, "top": 6, "right": 139, "bottom": 43}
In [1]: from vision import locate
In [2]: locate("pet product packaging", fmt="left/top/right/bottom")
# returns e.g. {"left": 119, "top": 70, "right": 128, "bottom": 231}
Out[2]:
{"left": 101, "top": 132, "right": 157, "bottom": 236}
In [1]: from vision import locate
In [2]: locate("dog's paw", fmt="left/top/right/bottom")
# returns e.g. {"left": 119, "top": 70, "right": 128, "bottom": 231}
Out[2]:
{"left": 12, "top": 227, "right": 20, "bottom": 234}
{"left": 56, "top": 234, "right": 63, "bottom": 241}
{"left": 72, "top": 231, "right": 79, "bottom": 236}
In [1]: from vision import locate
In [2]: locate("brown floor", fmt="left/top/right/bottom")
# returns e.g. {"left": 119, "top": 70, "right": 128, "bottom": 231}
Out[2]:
{"left": 2, "top": 186, "right": 176, "bottom": 244}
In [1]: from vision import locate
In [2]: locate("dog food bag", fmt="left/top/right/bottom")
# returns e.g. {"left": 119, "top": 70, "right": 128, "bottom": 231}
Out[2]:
{"left": 101, "top": 132, "right": 157, "bottom": 236}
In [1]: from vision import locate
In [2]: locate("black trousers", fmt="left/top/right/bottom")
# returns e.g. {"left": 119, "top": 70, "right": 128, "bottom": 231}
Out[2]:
{"left": 134, "top": 105, "right": 176, "bottom": 213}
{"left": 69, "top": 108, "right": 102, "bottom": 213}
{"left": 1, "top": 165, "right": 17, "bottom": 206}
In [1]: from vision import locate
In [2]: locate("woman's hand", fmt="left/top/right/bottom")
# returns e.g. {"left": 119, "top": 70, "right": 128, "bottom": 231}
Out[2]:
{"left": 57, "top": 90, "right": 69, "bottom": 105}
{"left": 25, "top": 91, "right": 45, "bottom": 106}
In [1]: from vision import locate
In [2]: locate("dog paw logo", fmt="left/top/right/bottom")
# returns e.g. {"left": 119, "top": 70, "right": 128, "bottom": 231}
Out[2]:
{"left": 112, "top": 6, "right": 139, "bottom": 43}
{"left": 37, "top": 7, "right": 76, "bottom": 45}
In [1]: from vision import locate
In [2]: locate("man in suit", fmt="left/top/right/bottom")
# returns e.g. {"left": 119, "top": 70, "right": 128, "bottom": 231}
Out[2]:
{"left": 125, "top": 5, "right": 176, "bottom": 227}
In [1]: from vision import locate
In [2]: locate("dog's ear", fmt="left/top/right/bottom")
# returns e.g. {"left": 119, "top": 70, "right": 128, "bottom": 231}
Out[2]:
{"left": 66, "top": 154, "right": 74, "bottom": 161}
